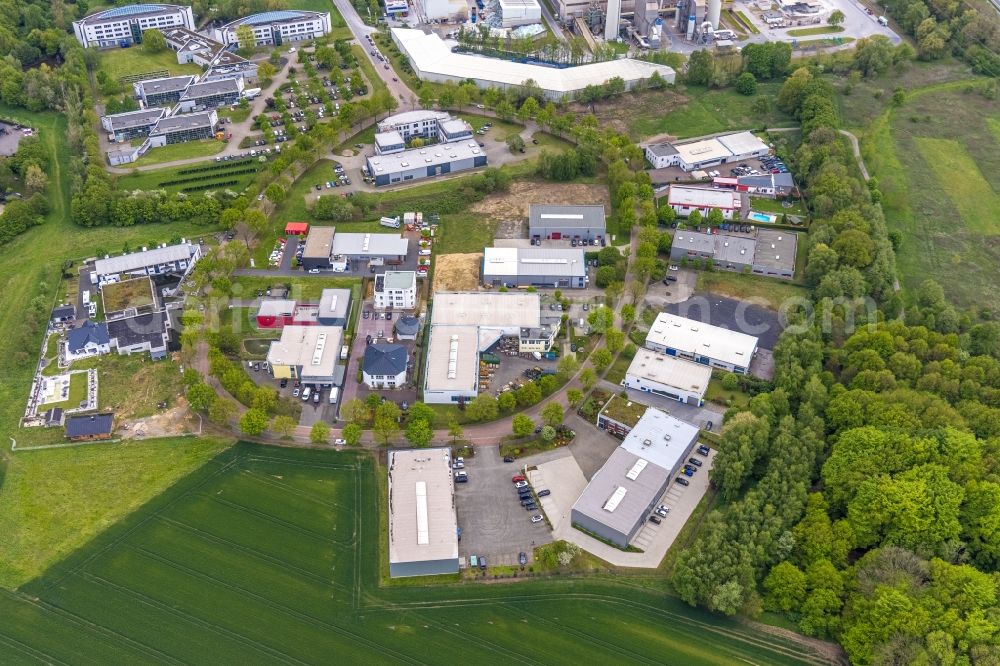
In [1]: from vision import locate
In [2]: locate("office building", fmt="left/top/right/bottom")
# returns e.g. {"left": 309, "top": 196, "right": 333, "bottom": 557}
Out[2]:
{"left": 266, "top": 325, "right": 344, "bottom": 385}
{"left": 214, "top": 10, "right": 333, "bottom": 47}
{"left": 366, "top": 142, "right": 487, "bottom": 187}
{"left": 100, "top": 108, "right": 168, "bottom": 142}
{"left": 645, "top": 312, "right": 758, "bottom": 374}
{"left": 73, "top": 3, "right": 195, "bottom": 48}
{"left": 134, "top": 75, "right": 196, "bottom": 108}
{"left": 644, "top": 131, "right": 770, "bottom": 171}
{"left": 374, "top": 271, "right": 417, "bottom": 310}
{"left": 623, "top": 348, "right": 712, "bottom": 406}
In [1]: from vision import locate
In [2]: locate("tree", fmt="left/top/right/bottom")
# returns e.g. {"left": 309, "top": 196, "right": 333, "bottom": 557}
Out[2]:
{"left": 591, "top": 348, "right": 613, "bottom": 371}
{"left": 580, "top": 368, "right": 598, "bottom": 390}
{"left": 236, "top": 24, "right": 256, "bottom": 57}
{"left": 24, "top": 164, "right": 48, "bottom": 195}
{"left": 827, "top": 9, "right": 845, "bottom": 26}
{"left": 516, "top": 381, "right": 542, "bottom": 407}
{"left": 142, "top": 28, "right": 166, "bottom": 53}
{"left": 342, "top": 398, "right": 369, "bottom": 425}
{"left": 540, "top": 425, "right": 556, "bottom": 442}
{"left": 208, "top": 397, "right": 236, "bottom": 425}
{"left": 342, "top": 422, "right": 363, "bottom": 447}
{"left": 512, "top": 413, "right": 534, "bottom": 437}
{"left": 517, "top": 96, "right": 539, "bottom": 121}
{"left": 505, "top": 133, "right": 525, "bottom": 153}
{"left": 686, "top": 50, "right": 715, "bottom": 86}
{"left": 735, "top": 72, "right": 757, "bottom": 96}
{"left": 541, "top": 402, "right": 564, "bottom": 427}
{"left": 465, "top": 394, "right": 499, "bottom": 421}
{"left": 687, "top": 209, "right": 703, "bottom": 227}
{"left": 557, "top": 354, "right": 579, "bottom": 378}
{"left": 187, "top": 382, "right": 216, "bottom": 412}
{"left": 239, "top": 408, "right": 268, "bottom": 435}
{"left": 313, "top": 194, "right": 354, "bottom": 220}
{"left": 853, "top": 35, "right": 894, "bottom": 77}
{"left": 605, "top": 328, "right": 625, "bottom": 354}
{"left": 271, "top": 415, "right": 297, "bottom": 438}
{"left": 595, "top": 266, "right": 617, "bottom": 288}
{"left": 405, "top": 418, "right": 433, "bottom": 447}
{"left": 498, "top": 391, "right": 517, "bottom": 412}
{"left": 373, "top": 401, "right": 401, "bottom": 445}
{"left": 310, "top": 421, "right": 330, "bottom": 444}
{"left": 621, "top": 304, "right": 636, "bottom": 325}
{"left": 448, "top": 421, "right": 464, "bottom": 445}
{"left": 567, "top": 389, "right": 584, "bottom": 408}
{"left": 763, "top": 562, "right": 808, "bottom": 612}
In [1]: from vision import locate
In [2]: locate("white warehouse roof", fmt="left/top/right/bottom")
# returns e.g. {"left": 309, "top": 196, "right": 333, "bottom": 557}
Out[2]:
{"left": 483, "top": 247, "right": 587, "bottom": 278}
{"left": 330, "top": 232, "right": 409, "bottom": 257}
{"left": 619, "top": 408, "right": 701, "bottom": 473}
{"left": 387, "top": 448, "right": 459, "bottom": 570}
{"left": 94, "top": 243, "right": 195, "bottom": 276}
{"left": 392, "top": 28, "right": 675, "bottom": 99}
{"left": 626, "top": 348, "right": 713, "bottom": 396}
{"left": 646, "top": 312, "right": 758, "bottom": 368}
{"left": 716, "top": 131, "right": 769, "bottom": 157}
{"left": 667, "top": 185, "right": 742, "bottom": 210}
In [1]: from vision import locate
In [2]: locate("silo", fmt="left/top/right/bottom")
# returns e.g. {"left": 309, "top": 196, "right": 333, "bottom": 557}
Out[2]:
{"left": 707, "top": 0, "right": 721, "bottom": 29}
{"left": 605, "top": 0, "right": 622, "bottom": 40}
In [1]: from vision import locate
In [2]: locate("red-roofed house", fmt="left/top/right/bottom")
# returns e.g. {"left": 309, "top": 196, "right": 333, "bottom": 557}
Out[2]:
{"left": 285, "top": 222, "right": 309, "bottom": 235}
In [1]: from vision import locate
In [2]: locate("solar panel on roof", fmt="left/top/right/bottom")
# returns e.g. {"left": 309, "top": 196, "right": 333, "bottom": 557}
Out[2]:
{"left": 236, "top": 10, "right": 307, "bottom": 25}
{"left": 100, "top": 4, "right": 166, "bottom": 18}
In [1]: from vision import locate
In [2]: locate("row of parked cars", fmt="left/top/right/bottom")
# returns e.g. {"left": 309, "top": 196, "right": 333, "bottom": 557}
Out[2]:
{"left": 672, "top": 444, "right": 711, "bottom": 488}
{"left": 513, "top": 474, "right": 547, "bottom": 524}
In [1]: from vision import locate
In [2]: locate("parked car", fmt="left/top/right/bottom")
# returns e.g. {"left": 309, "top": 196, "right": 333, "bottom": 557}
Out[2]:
{"left": 705, "top": 420, "right": 714, "bottom": 431}
{"left": 292, "top": 388, "right": 300, "bottom": 397}
{"left": 455, "top": 471, "right": 468, "bottom": 483}
{"left": 531, "top": 515, "right": 543, "bottom": 523}
{"left": 537, "top": 489, "right": 551, "bottom": 497}
{"left": 514, "top": 481, "right": 528, "bottom": 489}
{"left": 682, "top": 467, "right": 695, "bottom": 477}
{"left": 524, "top": 502, "right": 537, "bottom": 511}
{"left": 696, "top": 445, "right": 711, "bottom": 456}
{"left": 649, "top": 515, "right": 662, "bottom": 525}
{"left": 520, "top": 498, "right": 534, "bottom": 507}
{"left": 479, "top": 556, "right": 487, "bottom": 570}
{"left": 512, "top": 474, "right": 526, "bottom": 483}
{"left": 503, "top": 456, "right": 515, "bottom": 463}
{"left": 687, "top": 457, "right": 703, "bottom": 467}
{"left": 675, "top": 477, "right": 690, "bottom": 486}
{"left": 655, "top": 506, "right": 670, "bottom": 518}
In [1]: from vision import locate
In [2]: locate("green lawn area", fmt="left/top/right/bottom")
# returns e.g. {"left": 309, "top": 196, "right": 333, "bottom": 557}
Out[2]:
{"left": 286, "top": 0, "right": 352, "bottom": 38}
{"left": 629, "top": 83, "right": 794, "bottom": 140}
{"left": 795, "top": 36, "right": 855, "bottom": 49}
{"left": 49, "top": 352, "right": 186, "bottom": 418}
{"left": 0, "top": 443, "right": 823, "bottom": 663}
{"left": 749, "top": 196, "right": 807, "bottom": 216}
{"left": 605, "top": 354, "right": 631, "bottom": 385}
{"left": 218, "top": 106, "right": 252, "bottom": 123}
{"left": 787, "top": 25, "right": 844, "bottom": 36}
{"left": 39, "top": 371, "right": 89, "bottom": 411}
{"left": 704, "top": 376, "right": 752, "bottom": 410}
{"left": 696, "top": 271, "right": 809, "bottom": 311}
{"left": 131, "top": 139, "right": 226, "bottom": 167}
{"left": 434, "top": 213, "right": 497, "bottom": 254}
{"left": 97, "top": 45, "right": 201, "bottom": 82}
{"left": 271, "top": 159, "right": 335, "bottom": 224}
{"left": 0, "top": 436, "right": 232, "bottom": 588}
{"left": 864, "top": 83, "right": 1000, "bottom": 310}
{"left": 116, "top": 158, "right": 263, "bottom": 194}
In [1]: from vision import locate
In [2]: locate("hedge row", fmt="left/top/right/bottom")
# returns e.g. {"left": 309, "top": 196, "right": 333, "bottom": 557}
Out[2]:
{"left": 176, "top": 158, "right": 257, "bottom": 176}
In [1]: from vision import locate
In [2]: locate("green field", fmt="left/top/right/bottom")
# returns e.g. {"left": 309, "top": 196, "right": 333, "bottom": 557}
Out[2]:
{"left": 131, "top": 139, "right": 226, "bottom": 167}
{"left": 97, "top": 46, "right": 201, "bottom": 82}
{"left": 864, "top": 84, "right": 1000, "bottom": 310}
{"left": 0, "top": 443, "right": 823, "bottom": 664}
{"left": 116, "top": 157, "right": 263, "bottom": 194}
{"left": 787, "top": 25, "right": 844, "bottom": 36}
{"left": 695, "top": 271, "right": 809, "bottom": 310}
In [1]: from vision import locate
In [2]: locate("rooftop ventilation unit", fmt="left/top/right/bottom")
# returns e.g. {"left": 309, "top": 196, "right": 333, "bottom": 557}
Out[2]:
{"left": 312, "top": 332, "right": 327, "bottom": 365}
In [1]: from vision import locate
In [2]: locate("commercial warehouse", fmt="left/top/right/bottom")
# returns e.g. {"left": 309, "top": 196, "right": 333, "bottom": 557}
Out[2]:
{"left": 317, "top": 288, "right": 352, "bottom": 326}
{"left": 669, "top": 229, "right": 797, "bottom": 278}
{"left": 571, "top": 409, "right": 700, "bottom": 547}
{"left": 388, "top": 448, "right": 460, "bottom": 577}
{"left": 528, "top": 204, "right": 606, "bottom": 242}
{"left": 300, "top": 226, "right": 337, "bottom": 270}
{"left": 331, "top": 232, "right": 409, "bottom": 264}
{"left": 72, "top": 3, "right": 195, "bottom": 48}
{"left": 366, "top": 142, "right": 487, "bottom": 187}
{"left": 623, "top": 348, "right": 712, "bottom": 406}
{"left": 266, "top": 325, "right": 344, "bottom": 386}
{"left": 482, "top": 247, "right": 588, "bottom": 289}
{"left": 645, "top": 312, "right": 759, "bottom": 374}
{"left": 666, "top": 185, "right": 743, "bottom": 220}
{"left": 391, "top": 29, "right": 675, "bottom": 101}
{"left": 644, "top": 131, "right": 770, "bottom": 171}
{"left": 498, "top": 0, "right": 542, "bottom": 26}
{"left": 213, "top": 10, "right": 333, "bottom": 46}
{"left": 423, "top": 292, "right": 559, "bottom": 404}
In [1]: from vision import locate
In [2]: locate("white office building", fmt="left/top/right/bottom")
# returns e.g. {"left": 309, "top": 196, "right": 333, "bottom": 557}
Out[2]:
{"left": 72, "top": 3, "right": 195, "bottom": 48}
{"left": 388, "top": 448, "right": 460, "bottom": 577}
{"left": 214, "top": 10, "right": 332, "bottom": 46}
{"left": 666, "top": 185, "right": 742, "bottom": 220}
{"left": 374, "top": 271, "right": 417, "bottom": 310}
{"left": 645, "top": 131, "right": 770, "bottom": 171}
{"left": 645, "top": 312, "right": 758, "bottom": 374}
{"left": 623, "top": 348, "right": 712, "bottom": 406}
{"left": 92, "top": 242, "right": 202, "bottom": 285}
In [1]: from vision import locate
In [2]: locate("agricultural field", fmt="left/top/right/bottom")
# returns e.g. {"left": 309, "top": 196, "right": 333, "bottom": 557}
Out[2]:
{"left": 0, "top": 444, "right": 826, "bottom": 664}
{"left": 116, "top": 156, "right": 264, "bottom": 194}
{"left": 864, "top": 84, "right": 1000, "bottom": 310}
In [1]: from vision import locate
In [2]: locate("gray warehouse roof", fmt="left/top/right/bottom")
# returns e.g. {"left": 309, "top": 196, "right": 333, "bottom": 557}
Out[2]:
{"left": 319, "top": 288, "right": 351, "bottom": 321}
{"left": 151, "top": 111, "right": 216, "bottom": 134}
{"left": 104, "top": 108, "right": 167, "bottom": 131}
{"left": 367, "top": 141, "right": 484, "bottom": 175}
{"left": 528, "top": 204, "right": 606, "bottom": 230}
{"left": 572, "top": 446, "right": 671, "bottom": 536}
{"left": 302, "top": 226, "right": 336, "bottom": 259}
{"left": 136, "top": 75, "right": 195, "bottom": 95}
{"left": 180, "top": 78, "right": 240, "bottom": 100}
{"left": 388, "top": 448, "right": 459, "bottom": 568}
{"left": 754, "top": 230, "right": 797, "bottom": 272}
{"left": 94, "top": 243, "right": 195, "bottom": 276}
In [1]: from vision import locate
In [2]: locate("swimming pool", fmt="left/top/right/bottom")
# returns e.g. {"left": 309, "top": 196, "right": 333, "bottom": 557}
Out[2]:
{"left": 748, "top": 212, "right": 776, "bottom": 223}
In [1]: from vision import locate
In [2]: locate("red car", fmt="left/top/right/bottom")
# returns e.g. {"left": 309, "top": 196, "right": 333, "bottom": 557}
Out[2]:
{"left": 512, "top": 474, "right": 526, "bottom": 483}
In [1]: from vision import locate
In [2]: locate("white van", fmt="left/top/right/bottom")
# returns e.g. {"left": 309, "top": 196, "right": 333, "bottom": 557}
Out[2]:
{"left": 877, "top": 15, "right": 889, "bottom": 26}
{"left": 329, "top": 387, "right": 340, "bottom": 404}
{"left": 340, "top": 345, "right": 349, "bottom": 360}
{"left": 301, "top": 387, "right": 311, "bottom": 401}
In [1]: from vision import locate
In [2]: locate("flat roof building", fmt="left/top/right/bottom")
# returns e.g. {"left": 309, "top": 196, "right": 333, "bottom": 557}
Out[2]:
{"left": 214, "top": 10, "right": 332, "bottom": 46}
{"left": 392, "top": 28, "right": 675, "bottom": 101}
{"left": 300, "top": 226, "right": 337, "bottom": 270}
{"left": 571, "top": 409, "right": 700, "bottom": 547}
{"left": 669, "top": 230, "right": 797, "bottom": 279}
{"left": 388, "top": 448, "right": 460, "bottom": 577}
{"left": 752, "top": 229, "right": 797, "bottom": 278}
{"left": 148, "top": 110, "right": 218, "bottom": 145}
{"left": 177, "top": 78, "right": 243, "bottom": 112}
{"left": 374, "top": 271, "right": 417, "bottom": 311}
{"left": 623, "top": 348, "right": 712, "bottom": 406}
{"left": 107, "top": 311, "right": 171, "bottom": 359}
{"left": 100, "top": 108, "right": 168, "bottom": 142}
{"left": 134, "top": 75, "right": 196, "bottom": 108}
{"left": 366, "top": 141, "right": 487, "bottom": 187}
{"left": 318, "top": 288, "right": 352, "bottom": 326}
{"left": 374, "top": 130, "right": 406, "bottom": 155}
{"left": 666, "top": 185, "right": 743, "bottom": 220}
{"left": 597, "top": 395, "right": 650, "bottom": 438}
{"left": 267, "top": 325, "right": 344, "bottom": 385}
{"left": 331, "top": 232, "right": 409, "bottom": 262}
{"left": 645, "top": 312, "right": 758, "bottom": 374}
{"left": 73, "top": 3, "right": 195, "bottom": 48}
{"left": 93, "top": 242, "right": 201, "bottom": 284}
{"left": 499, "top": 0, "right": 542, "bottom": 26}
{"left": 528, "top": 204, "right": 606, "bottom": 241}
{"left": 482, "top": 247, "right": 588, "bottom": 289}
{"left": 644, "top": 131, "right": 770, "bottom": 171}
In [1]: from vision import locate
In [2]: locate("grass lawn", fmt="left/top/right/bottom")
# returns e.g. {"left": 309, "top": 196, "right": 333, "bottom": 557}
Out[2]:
{"left": 434, "top": 213, "right": 497, "bottom": 254}
{"left": 131, "top": 139, "right": 225, "bottom": 166}
{"left": 39, "top": 372, "right": 89, "bottom": 411}
{"left": 55, "top": 352, "right": 186, "bottom": 418}
{"left": 787, "top": 25, "right": 844, "bottom": 36}
{"left": 271, "top": 159, "right": 335, "bottom": 224}
{"left": 97, "top": 46, "right": 201, "bottom": 82}
{"left": 218, "top": 106, "right": 252, "bottom": 123}
{"left": 749, "top": 196, "right": 807, "bottom": 216}
{"left": 116, "top": 158, "right": 263, "bottom": 193}
{"left": 795, "top": 36, "right": 854, "bottom": 49}
{"left": 0, "top": 436, "right": 232, "bottom": 588}
{"left": 100, "top": 277, "right": 155, "bottom": 313}
{"left": 285, "top": 0, "right": 352, "bottom": 38}
{"left": 864, "top": 82, "right": 1000, "bottom": 310}
{"left": 704, "top": 376, "right": 752, "bottom": 410}
{"left": 696, "top": 271, "right": 809, "bottom": 311}
{"left": 0, "top": 443, "right": 824, "bottom": 663}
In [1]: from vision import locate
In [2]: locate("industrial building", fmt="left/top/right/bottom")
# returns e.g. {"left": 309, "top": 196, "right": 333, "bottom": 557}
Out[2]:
{"left": 300, "top": 226, "right": 337, "bottom": 270}
{"left": 528, "top": 204, "right": 606, "bottom": 243}
{"left": 177, "top": 78, "right": 243, "bottom": 112}
{"left": 72, "top": 3, "right": 196, "bottom": 48}
{"left": 669, "top": 229, "right": 797, "bottom": 278}
{"left": 391, "top": 29, "right": 675, "bottom": 101}
{"left": 331, "top": 232, "right": 409, "bottom": 264}
{"left": 571, "top": 409, "right": 700, "bottom": 547}
{"left": 423, "top": 292, "right": 559, "bottom": 404}
{"left": 374, "top": 131, "right": 407, "bottom": 156}
{"left": 734, "top": 172, "right": 797, "bottom": 198}
{"left": 645, "top": 131, "right": 770, "bottom": 171}
{"left": 255, "top": 300, "right": 319, "bottom": 328}
{"left": 482, "top": 247, "right": 588, "bottom": 289}
{"left": 373, "top": 112, "right": 473, "bottom": 155}
{"left": 266, "top": 325, "right": 344, "bottom": 386}
{"left": 100, "top": 108, "right": 168, "bottom": 143}
{"left": 498, "top": 0, "right": 542, "bottom": 26}
{"left": 92, "top": 242, "right": 201, "bottom": 285}
{"left": 623, "top": 348, "right": 712, "bottom": 406}
{"left": 597, "top": 395, "right": 650, "bottom": 438}
{"left": 318, "top": 288, "right": 352, "bottom": 326}
{"left": 666, "top": 185, "right": 743, "bottom": 220}
{"left": 148, "top": 110, "right": 219, "bottom": 145}
{"left": 366, "top": 142, "right": 487, "bottom": 187}
{"left": 645, "top": 312, "right": 758, "bottom": 374}
{"left": 374, "top": 271, "right": 417, "bottom": 310}
{"left": 214, "top": 10, "right": 333, "bottom": 46}
{"left": 388, "top": 448, "right": 460, "bottom": 577}
{"left": 134, "top": 75, "right": 196, "bottom": 108}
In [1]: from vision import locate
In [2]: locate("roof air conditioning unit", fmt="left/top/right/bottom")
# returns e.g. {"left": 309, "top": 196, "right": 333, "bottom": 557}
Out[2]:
{"left": 642, "top": 438, "right": 652, "bottom": 447}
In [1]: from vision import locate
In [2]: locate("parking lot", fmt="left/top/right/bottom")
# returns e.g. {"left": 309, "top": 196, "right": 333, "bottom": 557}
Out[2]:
{"left": 454, "top": 446, "right": 553, "bottom": 567}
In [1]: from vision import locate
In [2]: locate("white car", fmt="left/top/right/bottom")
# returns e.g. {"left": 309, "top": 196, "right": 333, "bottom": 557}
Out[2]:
{"left": 308, "top": 268, "right": 320, "bottom": 274}
{"left": 530, "top": 515, "right": 543, "bottom": 524}
{"left": 333, "top": 438, "right": 347, "bottom": 446}
{"left": 419, "top": 249, "right": 431, "bottom": 256}
{"left": 514, "top": 480, "right": 528, "bottom": 489}
{"left": 453, "top": 461, "right": 465, "bottom": 469}
{"left": 668, "top": 265, "right": 679, "bottom": 271}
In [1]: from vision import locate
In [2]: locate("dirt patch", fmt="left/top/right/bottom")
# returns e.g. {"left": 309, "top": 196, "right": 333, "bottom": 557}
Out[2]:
{"left": 568, "top": 89, "right": 689, "bottom": 137}
{"left": 434, "top": 253, "right": 482, "bottom": 292}
{"left": 120, "top": 398, "right": 200, "bottom": 439}
{"left": 470, "top": 180, "right": 609, "bottom": 221}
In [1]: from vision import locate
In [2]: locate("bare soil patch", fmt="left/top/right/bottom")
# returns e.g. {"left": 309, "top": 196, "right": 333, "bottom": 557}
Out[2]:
{"left": 434, "top": 253, "right": 482, "bottom": 292}
{"left": 470, "top": 180, "right": 609, "bottom": 220}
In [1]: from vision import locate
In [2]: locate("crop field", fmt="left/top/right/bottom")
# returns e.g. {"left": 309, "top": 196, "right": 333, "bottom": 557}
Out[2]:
{"left": 0, "top": 443, "right": 827, "bottom": 664}
{"left": 117, "top": 156, "right": 263, "bottom": 194}
{"left": 865, "top": 85, "right": 1000, "bottom": 310}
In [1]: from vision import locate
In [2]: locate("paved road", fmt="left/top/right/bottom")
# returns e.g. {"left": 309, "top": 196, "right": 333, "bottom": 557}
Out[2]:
{"left": 330, "top": 0, "right": 417, "bottom": 103}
